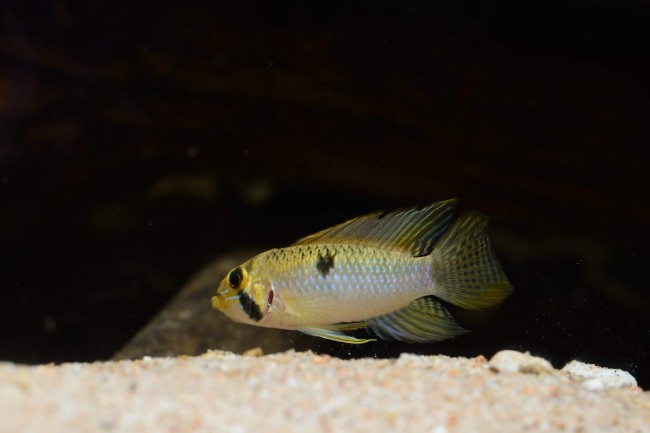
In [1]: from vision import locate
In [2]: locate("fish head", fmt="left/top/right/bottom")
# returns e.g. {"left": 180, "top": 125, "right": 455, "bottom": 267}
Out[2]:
{"left": 211, "top": 258, "right": 273, "bottom": 325}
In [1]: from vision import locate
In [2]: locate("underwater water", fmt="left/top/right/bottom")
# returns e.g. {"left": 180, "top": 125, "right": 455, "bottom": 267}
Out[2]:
{"left": 1, "top": 1, "right": 649, "bottom": 387}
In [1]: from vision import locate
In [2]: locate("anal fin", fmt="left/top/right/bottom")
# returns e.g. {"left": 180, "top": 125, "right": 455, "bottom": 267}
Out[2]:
{"left": 368, "top": 296, "right": 468, "bottom": 343}
{"left": 298, "top": 325, "right": 376, "bottom": 344}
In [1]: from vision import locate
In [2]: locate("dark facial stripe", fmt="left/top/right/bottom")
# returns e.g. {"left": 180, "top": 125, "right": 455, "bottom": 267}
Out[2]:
{"left": 238, "top": 291, "right": 263, "bottom": 322}
{"left": 316, "top": 250, "right": 335, "bottom": 277}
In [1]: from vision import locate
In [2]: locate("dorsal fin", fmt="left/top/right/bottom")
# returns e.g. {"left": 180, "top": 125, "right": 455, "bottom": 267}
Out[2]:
{"left": 292, "top": 199, "right": 458, "bottom": 256}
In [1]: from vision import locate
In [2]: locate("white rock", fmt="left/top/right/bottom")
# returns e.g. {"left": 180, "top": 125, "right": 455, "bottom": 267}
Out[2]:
{"left": 581, "top": 378, "right": 606, "bottom": 391}
{"left": 561, "top": 360, "right": 637, "bottom": 388}
{"left": 489, "top": 350, "right": 555, "bottom": 375}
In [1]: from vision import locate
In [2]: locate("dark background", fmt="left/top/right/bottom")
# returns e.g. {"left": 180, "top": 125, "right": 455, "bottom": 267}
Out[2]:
{"left": 1, "top": 1, "right": 649, "bottom": 386}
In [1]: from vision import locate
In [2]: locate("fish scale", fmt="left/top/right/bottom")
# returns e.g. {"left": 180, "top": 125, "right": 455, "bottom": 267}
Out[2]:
{"left": 262, "top": 244, "right": 431, "bottom": 324}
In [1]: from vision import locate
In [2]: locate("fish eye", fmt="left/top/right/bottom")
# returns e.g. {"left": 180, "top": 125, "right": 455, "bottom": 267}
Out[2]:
{"left": 227, "top": 267, "right": 246, "bottom": 289}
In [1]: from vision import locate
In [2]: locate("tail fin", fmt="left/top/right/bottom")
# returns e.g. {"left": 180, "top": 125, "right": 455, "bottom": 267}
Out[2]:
{"left": 431, "top": 211, "right": 512, "bottom": 310}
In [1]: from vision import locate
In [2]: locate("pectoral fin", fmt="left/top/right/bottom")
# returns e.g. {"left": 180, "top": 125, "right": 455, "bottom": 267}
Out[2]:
{"left": 298, "top": 326, "right": 376, "bottom": 344}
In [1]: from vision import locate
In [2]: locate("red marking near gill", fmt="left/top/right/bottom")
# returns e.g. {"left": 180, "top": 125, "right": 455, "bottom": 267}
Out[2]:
{"left": 267, "top": 290, "right": 274, "bottom": 307}
{"left": 262, "top": 289, "right": 275, "bottom": 318}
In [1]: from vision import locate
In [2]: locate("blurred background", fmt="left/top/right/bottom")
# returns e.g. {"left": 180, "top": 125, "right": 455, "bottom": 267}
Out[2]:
{"left": 1, "top": 1, "right": 649, "bottom": 386}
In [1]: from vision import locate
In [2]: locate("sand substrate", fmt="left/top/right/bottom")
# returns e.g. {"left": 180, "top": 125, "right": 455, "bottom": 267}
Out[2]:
{"left": 1, "top": 350, "right": 648, "bottom": 433}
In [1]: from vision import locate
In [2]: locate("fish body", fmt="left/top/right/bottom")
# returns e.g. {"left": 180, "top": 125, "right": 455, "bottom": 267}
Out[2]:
{"left": 246, "top": 244, "right": 431, "bottom": 327}
{"left": 211, "top": 199, "right": 512, "bottom": 344}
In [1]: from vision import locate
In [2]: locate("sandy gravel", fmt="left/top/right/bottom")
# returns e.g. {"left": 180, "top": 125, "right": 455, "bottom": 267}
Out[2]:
{"left": 1, "top": 350, "right": 648, "bottom": 433}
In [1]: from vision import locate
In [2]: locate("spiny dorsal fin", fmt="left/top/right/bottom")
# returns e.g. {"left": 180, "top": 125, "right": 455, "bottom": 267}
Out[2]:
{"left": 292, "top": 199, "right": 458, "bottom": 256}
{"left": 368, "top": 295, "right": 468, "bottom": 343}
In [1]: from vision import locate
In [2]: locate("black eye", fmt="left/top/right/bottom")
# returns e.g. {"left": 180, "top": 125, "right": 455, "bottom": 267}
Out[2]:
{"left": 228, "top": 267, "right": 244, "bottom": 288}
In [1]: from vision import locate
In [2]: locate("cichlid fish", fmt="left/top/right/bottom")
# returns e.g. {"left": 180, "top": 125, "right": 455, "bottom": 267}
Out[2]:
{"left": 211, "top": 199, "right": 512, "bottom": 344}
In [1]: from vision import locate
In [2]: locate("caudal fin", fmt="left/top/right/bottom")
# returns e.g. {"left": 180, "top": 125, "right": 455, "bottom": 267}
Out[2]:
{"left": 431, "top": 211, "right": 512, "bottom": 310}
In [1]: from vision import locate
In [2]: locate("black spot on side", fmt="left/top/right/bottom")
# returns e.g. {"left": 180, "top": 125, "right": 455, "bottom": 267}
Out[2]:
{"left": 238, "top": 291, "right": 263, "bottom": 322}
{"left": 316, "top": 250, "right": 335, "bottom": 277}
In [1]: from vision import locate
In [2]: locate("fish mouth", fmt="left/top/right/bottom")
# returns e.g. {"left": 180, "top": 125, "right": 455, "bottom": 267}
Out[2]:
{"left": 211, "top": 294, "right": 225, "bottom": 310}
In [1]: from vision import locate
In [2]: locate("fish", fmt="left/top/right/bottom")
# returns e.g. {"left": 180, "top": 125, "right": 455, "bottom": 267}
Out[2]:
{"left": 211, "top": 199, "right": 513, "bottom": 344}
